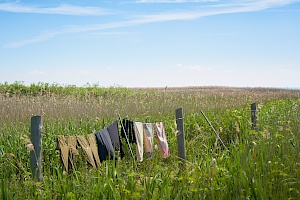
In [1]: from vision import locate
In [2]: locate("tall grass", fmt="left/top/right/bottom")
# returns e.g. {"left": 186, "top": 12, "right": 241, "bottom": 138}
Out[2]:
{"left": 0, "top": 83, "right": 299, "bottom": 199}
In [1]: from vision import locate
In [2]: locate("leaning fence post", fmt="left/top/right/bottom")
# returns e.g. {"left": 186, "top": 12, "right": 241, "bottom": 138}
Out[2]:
{"left": 176, "top": 108, "right": 186, "bottom": 167}
{"left": 251, "top": 103, "right": 257, "bottom": 130}
{"left": 30, "top": 115, "right": 43, "bottom": 182}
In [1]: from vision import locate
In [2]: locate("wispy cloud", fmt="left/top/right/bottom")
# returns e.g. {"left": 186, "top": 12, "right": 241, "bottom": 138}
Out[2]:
{"left": 0, "top": 2, "right": 112, "bottom": 15}
{"left": 4, "top": 0, "right": 299, "bottom": 48}
{"left": 86, "top": 31, "right": 134, "bottom": 36}
{"left": 131, "top": 0, "right": 300, "bottom": 22}
{"left": 4, "top": 19, "right": 154, "bottom": 48}
{"left": 135, "top": 0, "right": 218, "bottom": 3}
{"left": 4, "top": 31, "right": 63, "bottom": 48}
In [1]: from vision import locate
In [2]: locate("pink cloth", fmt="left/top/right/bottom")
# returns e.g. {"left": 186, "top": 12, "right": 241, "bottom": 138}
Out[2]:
{"left": 155, "top": 122, "right": 170, "bottom": 158}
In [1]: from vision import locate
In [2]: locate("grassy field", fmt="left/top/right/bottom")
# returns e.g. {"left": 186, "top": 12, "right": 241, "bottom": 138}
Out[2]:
{"left": 1, "top": 82, "right": 300, "bottom": 199}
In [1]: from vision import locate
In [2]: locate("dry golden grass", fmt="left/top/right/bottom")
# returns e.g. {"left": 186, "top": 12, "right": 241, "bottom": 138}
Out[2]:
{"left": 1, "top": 85, "right": 300, "bottom": 199}
{"left": 1, "top": 86, "right": 299, "bottom": 125}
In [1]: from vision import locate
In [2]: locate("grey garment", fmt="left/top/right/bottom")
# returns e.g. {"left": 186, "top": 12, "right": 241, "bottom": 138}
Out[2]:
{"left": 107, "top": 121, "right": 125, "bottom": 158}
{"left": 95, "top": 128, "right": 115, "bottom": 161}
{"left": 107, "top": 121, "right": 120, "bottom": 150}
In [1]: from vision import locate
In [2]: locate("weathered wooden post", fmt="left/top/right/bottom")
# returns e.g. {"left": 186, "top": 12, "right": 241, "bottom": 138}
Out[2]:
{"left": 251, "top": 103, "right": 257, "bottom": 130}
{"left": 176, "top": 108, "right": 186, "bottom": 166}
{"left": 30, "top": 115, "right": 43, "bottom": 181}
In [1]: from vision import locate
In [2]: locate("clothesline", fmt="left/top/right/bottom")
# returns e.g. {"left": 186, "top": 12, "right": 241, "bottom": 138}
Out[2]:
{"left": 56, "top": 118, "right": 171, "bottom": 173}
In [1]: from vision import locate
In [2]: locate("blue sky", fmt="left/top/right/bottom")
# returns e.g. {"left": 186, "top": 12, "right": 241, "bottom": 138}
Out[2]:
{"left": 0, "top": 0, "right": 299, "bottom": 88}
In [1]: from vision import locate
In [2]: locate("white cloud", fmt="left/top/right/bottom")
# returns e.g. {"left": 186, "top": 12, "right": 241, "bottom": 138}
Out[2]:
{"left": 279, "top": 68, "right": 293, "bottom": 73}
{"left": 0, "top": 3, "right": 112, "bottom": 15}
{"left": 176, "top": 64, "right": 214, "bottom": 73}
{"left": 86, "top": 31, "right": 134, "bottom": 36}
{"left": 4, "top": 31, "right": 62, "bottom": 48}
{"left": 4, "top": 0, "right": 300, "bottom": 48}
{"left": 80, "top": 70, "right": 92, "bottom": 76}
{"left": 3, "top": 19, "right": 149, "bottom": 48}
{"left": 29, "top": 70, "right": 47, "bottom": 76}
{"left": 135, "top": 0, "right": 218, "bottom": 3}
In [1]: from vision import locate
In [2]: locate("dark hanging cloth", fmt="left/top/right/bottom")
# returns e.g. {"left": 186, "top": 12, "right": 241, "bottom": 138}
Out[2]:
{"left": 129, "top": 120, "right": 136, "bottom": 143}
{"left": 120, "top": 119, "right": 128, "bottom": 139}
{"left": 107, "top": 121, "right": 125, "bottom": 159}
{"left": 121, "top": 119, "right": 136, "bottom": 144}
{"left": 95, "top": 128, "right": 115, "bottom": 162}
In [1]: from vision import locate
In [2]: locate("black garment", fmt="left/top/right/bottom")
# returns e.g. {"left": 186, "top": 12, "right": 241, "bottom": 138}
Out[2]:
{"left": 121, "top": 119, "right": 136, "bottom": 144}
{"left": 129, "top": 120, "right": 136, "bottom": 143}
{"left": 120, "top": 119, "right": 128, "bottom": 139}
{"left": 107, "top": 121, "right": 125, "bottom": 158}
{"left": 95, "top": 128, "right": 115, "bottom": 162}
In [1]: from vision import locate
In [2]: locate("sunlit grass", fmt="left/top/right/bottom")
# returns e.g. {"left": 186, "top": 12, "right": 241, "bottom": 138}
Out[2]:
{"left": 0, "top": 83, "right": 300, "bottom": 199}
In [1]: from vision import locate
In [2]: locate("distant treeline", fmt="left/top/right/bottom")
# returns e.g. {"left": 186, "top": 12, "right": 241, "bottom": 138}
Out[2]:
{"left": 1, "top": 81, "right": 299, "bottom": 99}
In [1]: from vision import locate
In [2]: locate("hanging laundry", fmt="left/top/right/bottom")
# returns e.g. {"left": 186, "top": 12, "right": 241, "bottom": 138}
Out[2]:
{"left": 129, "top": 120, "right": 136, "bottom": 143}
{"left": 107, "top": 121, "right": 125, "bottom": 159}
{"left": 87, "top": 133, "right": 101, "bottom": 167}
{"left": 155, "top": 122, "right": 170, "bottom": 158}
{"left": 77, "top": 135, "right": 97, "bottom": 168}
{"left": 143, "top": 123, "right": 154, "bottom": 158}
{"left": 57, "top": 135, "right": 69, "bottom": 172}
{"left": 121, "top": 119, "right": 136, "bottom": 144}
{"left": 120, "top": 119, "right": 127, "bottom": 139}
{"left": 68, "top": 136, "right": 78, "bottom": 161}
{"left": 68, "top": 135, "right": 79, "bottom": 168}
{"left": 57, "top": 135, "right": 79, "bottom": 172}
{"left": 134, "top": 122, "right": 144, "bottom": 162}
{"left": 95, "top": 128, "right": 115, "bottom": 162}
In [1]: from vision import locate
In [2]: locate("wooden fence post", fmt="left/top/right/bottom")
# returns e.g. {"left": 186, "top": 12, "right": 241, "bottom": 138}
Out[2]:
{"left": 30, "top": 115, "right": 43, "bottom": 182}
{"left": 176, "top": 108, "right": 186, "bottom": 166}
{"left": 251, "top": 103, "right": 257, "bottom": 130}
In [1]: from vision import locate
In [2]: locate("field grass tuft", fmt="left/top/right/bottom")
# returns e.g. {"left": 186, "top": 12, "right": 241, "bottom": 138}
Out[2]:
{"left": 1, "top": 82, "right": 300, "bottom": 199}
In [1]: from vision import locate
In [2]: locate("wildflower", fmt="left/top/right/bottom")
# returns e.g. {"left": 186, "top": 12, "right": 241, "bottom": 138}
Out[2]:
{"left": 27, "top": 143, "right": 34, "bottom": 151}
{"left": 263, "top": 130, "right": 270, "bottom": 139}
{"left": 22, "top": 135, "right": 31, "bottom": 145}
{"left": 235, "top": 122, "right": 240, "bottom": 133}
{"left": 6, "top": 153, "right": 15, "bottom": 158}
{"left": 211, "top": 157, "right": 217, "bottom": 168}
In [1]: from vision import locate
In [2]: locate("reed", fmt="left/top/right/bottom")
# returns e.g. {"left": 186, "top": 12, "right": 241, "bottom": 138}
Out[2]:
{"left": 0, "top": 83, "right": 299, "bottom": 199}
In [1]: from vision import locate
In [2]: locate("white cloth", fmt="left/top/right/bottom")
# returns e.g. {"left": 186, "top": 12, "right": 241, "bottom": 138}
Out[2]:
{"left": 133, "top": 122, "right": 144, "bottom": 162}
{"left": 155, "top": 122, "right": 170, "bottom": 158}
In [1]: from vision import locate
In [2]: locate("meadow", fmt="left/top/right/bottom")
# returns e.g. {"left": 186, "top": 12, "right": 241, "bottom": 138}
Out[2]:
{"left": 1, "top": 82, "right": 300, "bottom": 199}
